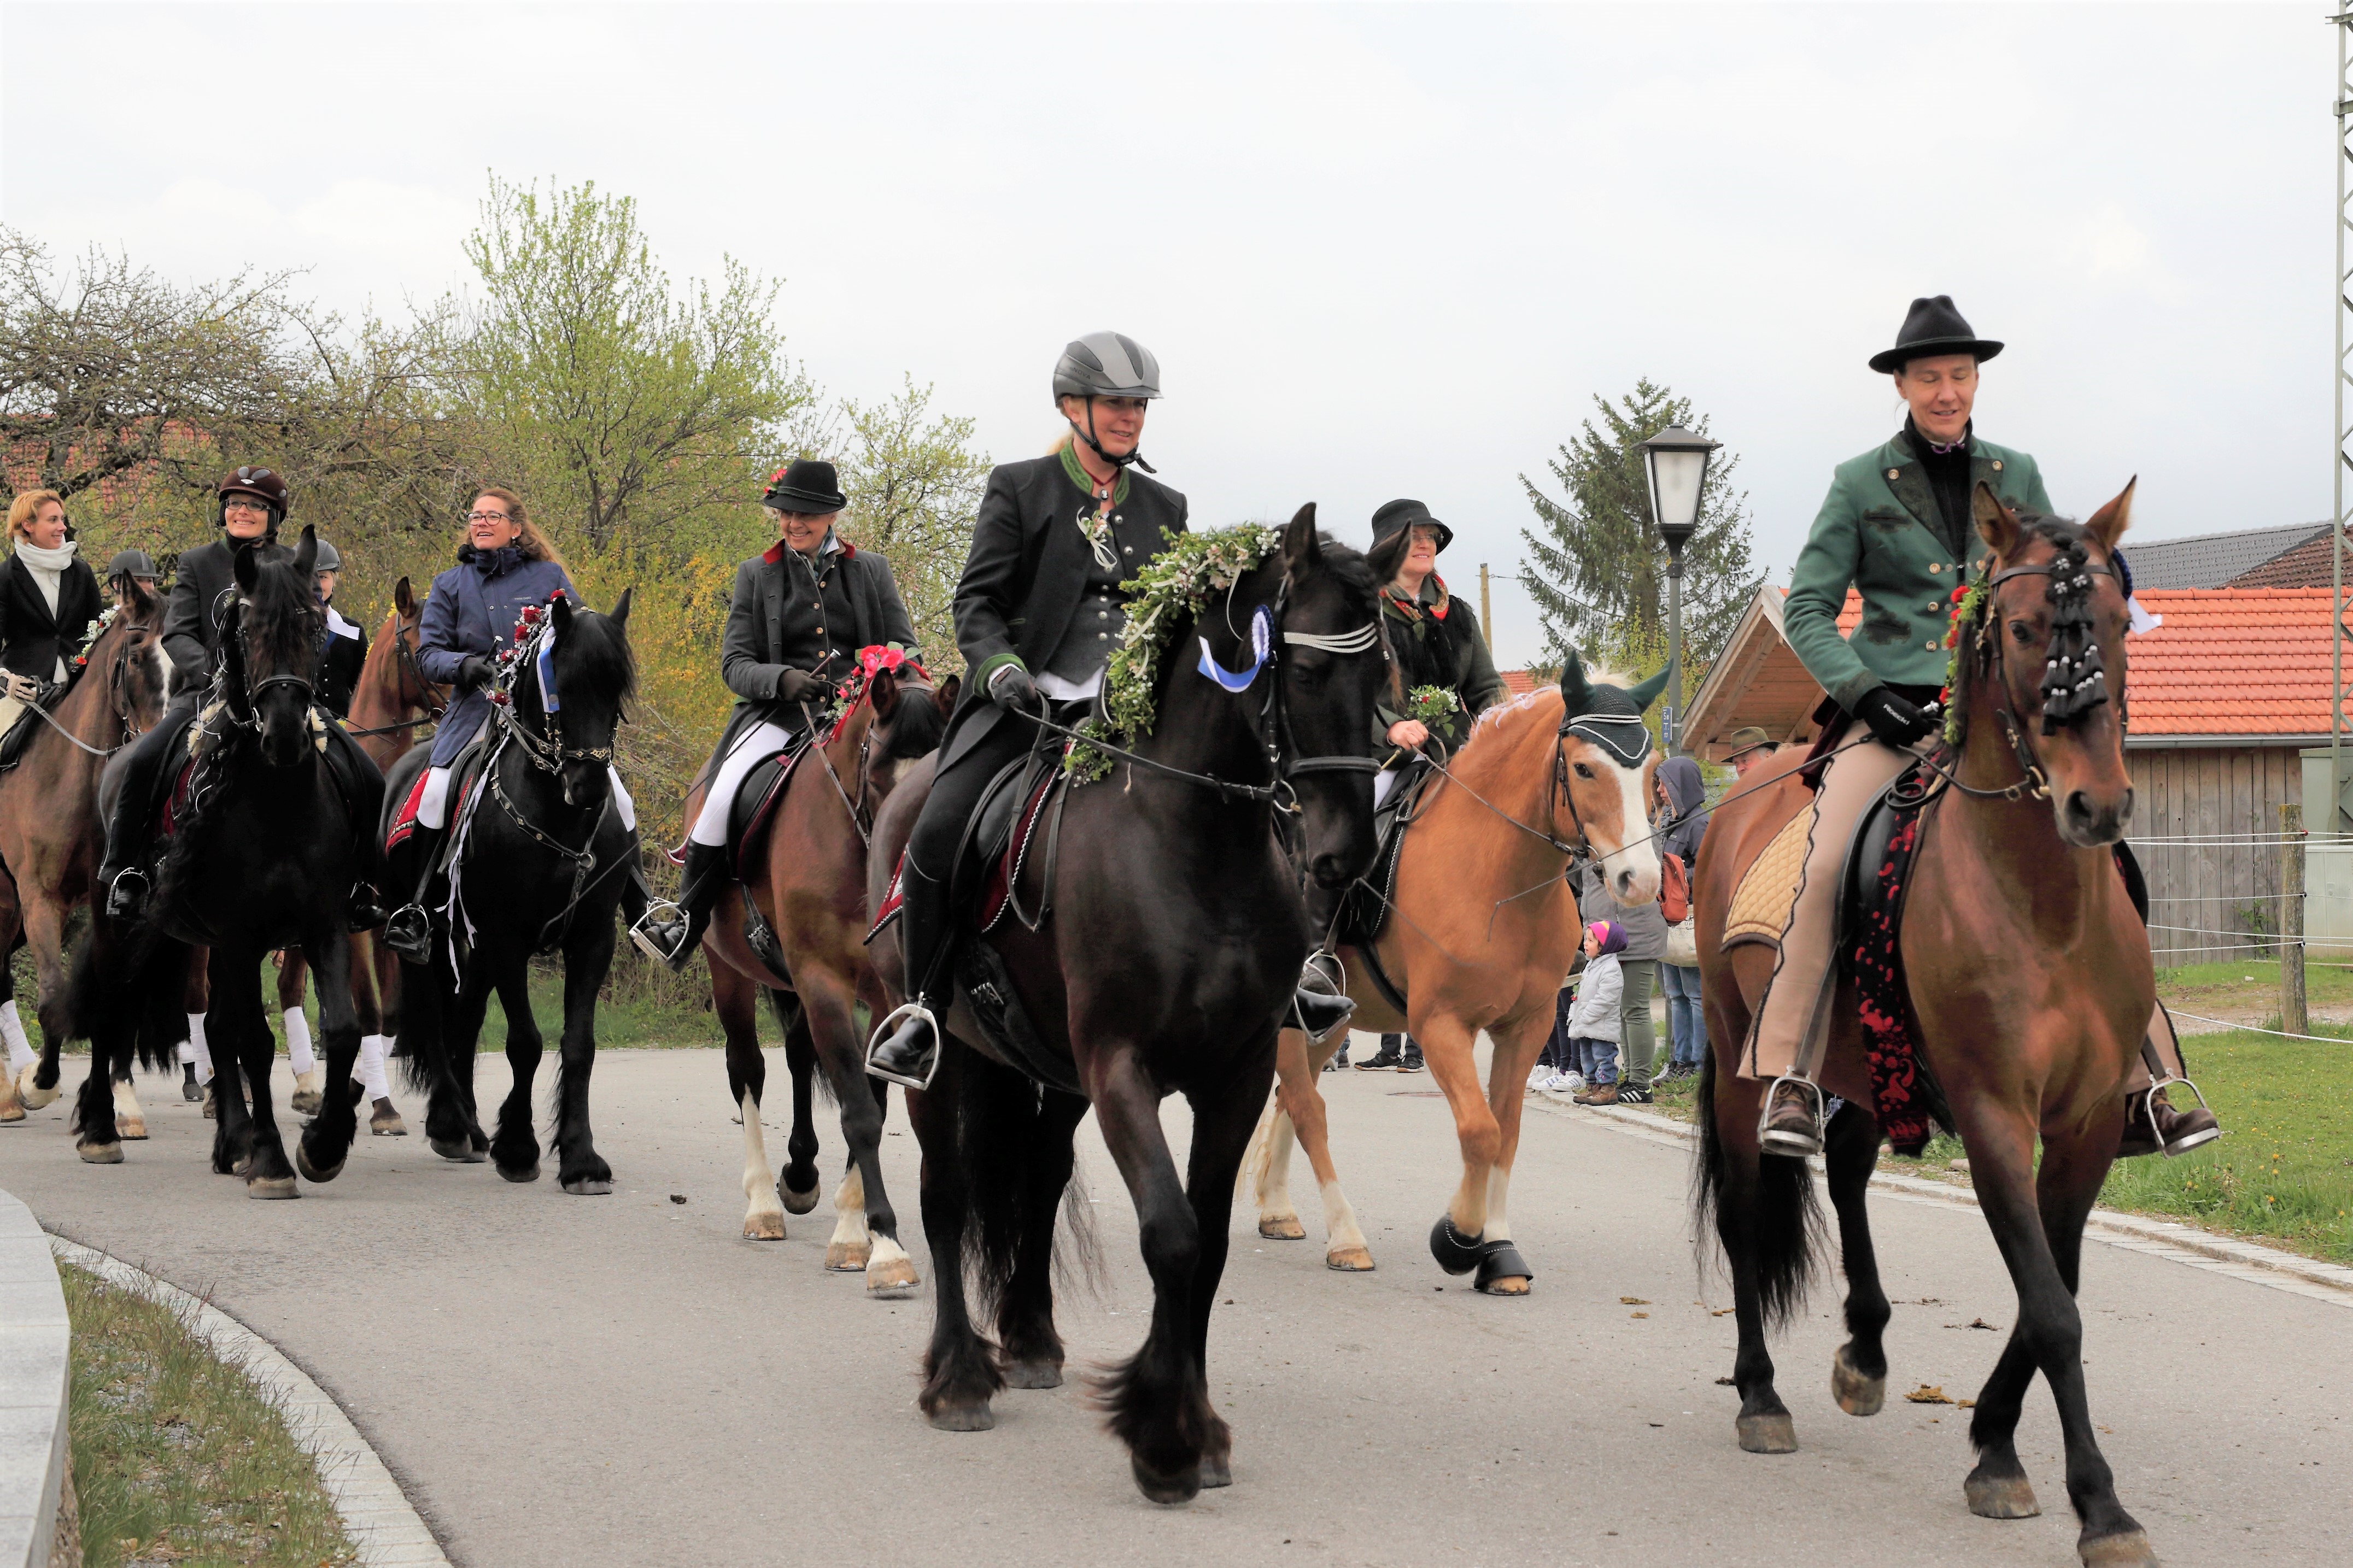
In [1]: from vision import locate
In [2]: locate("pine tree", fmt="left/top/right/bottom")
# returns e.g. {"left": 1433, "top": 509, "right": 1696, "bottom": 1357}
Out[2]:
{"left": 1517, "top": 378, "right": 1761, "bottom": 673}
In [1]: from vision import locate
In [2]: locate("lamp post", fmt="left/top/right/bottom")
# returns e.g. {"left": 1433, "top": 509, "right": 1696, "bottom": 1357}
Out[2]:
{"left": 1639, "top": 424, "right": 1720, "bottom": 754}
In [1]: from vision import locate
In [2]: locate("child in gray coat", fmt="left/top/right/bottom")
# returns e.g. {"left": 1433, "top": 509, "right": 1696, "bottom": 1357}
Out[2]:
{"left": 1563, "top": 920, "right": 1627, "bottom": 1099}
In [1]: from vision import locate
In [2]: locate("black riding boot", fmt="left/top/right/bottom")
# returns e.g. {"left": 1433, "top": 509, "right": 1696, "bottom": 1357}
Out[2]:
{"left": 97, "top": 727, "right": 175, "bottom": 920}
{"left": 865, "top": 861, "right": 951, "bottom": 1090}
{"left": 382, "top": 823, "right": 447, "bottom": 964}
{"left": 630, "top": 842, "right": 728, "bottom": 972}
{"left": 1292, "top": 950, "right": 1356, "bottom": 1043}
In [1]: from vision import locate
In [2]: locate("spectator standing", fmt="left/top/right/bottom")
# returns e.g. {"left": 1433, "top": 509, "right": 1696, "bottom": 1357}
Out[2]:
{"left": 1655, "top": 755, "right": 1711, "bottom": 1081}
{"left": 1722, "top": 726, "right": 1779, "bottom": 778}
{"left": 1565, "top": 921, "right": 1628, "bottom": 1100}
{"left": 1573, "top": 850, "right": 1666, "bottom": 1102}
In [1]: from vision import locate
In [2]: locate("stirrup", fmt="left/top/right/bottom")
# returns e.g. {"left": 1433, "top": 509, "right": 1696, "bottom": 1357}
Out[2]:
{"left": 2144, "top": 1073, "right": 2222, "bottom": 1158}
{"left": 1757, "top": 1073, "right": 1827, "bottom": 1158}
{"left": 383, "top": 903, "right": 434, "bottom": 963}
{"left": 104, "top": 866, "right": 149, "bottom": 919}
{"left": 627, "top": 898, "right": 687, "bottom": 965}
{"left": 864, "top": 1000, "right": 940, "bottom": 1091}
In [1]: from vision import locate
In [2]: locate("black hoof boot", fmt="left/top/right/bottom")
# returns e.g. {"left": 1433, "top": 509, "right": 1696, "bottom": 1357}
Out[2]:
{"left": 1429, "top": 1214, "right": 1485, "bottom": 1276}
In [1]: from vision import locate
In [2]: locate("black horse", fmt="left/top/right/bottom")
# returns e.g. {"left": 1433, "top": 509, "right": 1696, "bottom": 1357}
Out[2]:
{"left": 387, "top": 589, "right": 639, "bottom": 1194}
{"left": 869, "top": 506, "right": 1386, "bottom": 1502}
{"left": 71, "top": 528, "right": 378, "bottom": 1194}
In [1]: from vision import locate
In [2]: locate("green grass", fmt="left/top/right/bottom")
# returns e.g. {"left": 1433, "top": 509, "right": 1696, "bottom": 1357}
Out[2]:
{"left": 61, "top": 1262, "right": 356, "bottom": 1568}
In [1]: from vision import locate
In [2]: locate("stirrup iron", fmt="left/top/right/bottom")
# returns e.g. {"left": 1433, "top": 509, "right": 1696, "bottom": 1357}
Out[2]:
{"left": 383, "top": 903, "right": 434, "bottom": 964}
{"left": 627, "top": 898, "right": 686, "bottom": 965}
{"left": 2144, "top": 1072, "right": 2221, "bottom": 1158}
{"left": 1757, "top": 1072, "right": 1827, "bottom": 1158}
{"left": 865, "top": 1000, "right": 941, "bottom": 1091}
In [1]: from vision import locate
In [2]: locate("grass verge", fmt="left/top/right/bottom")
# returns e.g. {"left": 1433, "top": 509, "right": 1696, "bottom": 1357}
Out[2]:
{"left": 61, "top": 1262, "right": 356, "bottom": 1568}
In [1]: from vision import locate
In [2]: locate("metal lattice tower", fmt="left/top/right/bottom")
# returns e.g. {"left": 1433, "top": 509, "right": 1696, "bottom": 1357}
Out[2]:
{"left": 2335, "top": 11, "right": 2353, "bottom": 833}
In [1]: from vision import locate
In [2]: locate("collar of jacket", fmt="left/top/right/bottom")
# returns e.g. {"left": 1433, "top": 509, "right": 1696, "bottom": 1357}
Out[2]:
{"left": 1057, "top": 442, "right": 1130, "bottom": 507}
{"left": 324, "top": 606, "right": 360, "bottom": 640}
{"left": 1381, "top": 573, "right": 1450, "bottom": 623}
{"left": 762, "top": 530, "right": 850, "bottom": 567}
{"left": 1882, "top": 428, "right": 2009, "bottom": 544}
{"left": 458, "top": 542, "right": 529, "bottom": 578}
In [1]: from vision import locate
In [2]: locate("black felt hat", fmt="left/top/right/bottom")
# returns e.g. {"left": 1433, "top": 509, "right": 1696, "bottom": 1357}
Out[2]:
{"left": 1868, "top": 295, "right": 2005, "bottom": 375}
{"left": 760, "top": 459, "right": 847, "bottom": 515}
{"left": 1369, "top": 498, "right": 1454, "bottom": 555}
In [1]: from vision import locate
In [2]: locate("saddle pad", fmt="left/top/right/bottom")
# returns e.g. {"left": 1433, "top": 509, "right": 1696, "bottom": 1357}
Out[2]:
{"left": 384, "top": 768, "right": 431, "bottom": 851}
{"left": 1723, "top": 803, "right": 1817, "bottom": 949}
{"left": 1843, "top": 788, "right": 1943, "bottom": 1156}
{"left": 979, "top": 768, "right": 1061, "bottom": 932}
{"left": 160, "top": 758, "right": 198, "bottom": 838}
{"left": 1334, "top": 808, "right": 1410, "bottom": 951}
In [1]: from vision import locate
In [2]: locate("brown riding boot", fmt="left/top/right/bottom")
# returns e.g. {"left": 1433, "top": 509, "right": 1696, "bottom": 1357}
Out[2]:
{"left": 1759, "top": 1078, "right": 1825, "bottom": 1158}
{"left": 2116, "top": 1088, "right": 2220, "bottom": 1159}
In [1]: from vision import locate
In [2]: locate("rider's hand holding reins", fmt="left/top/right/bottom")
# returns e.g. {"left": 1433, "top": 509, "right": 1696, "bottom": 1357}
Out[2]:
{"left": 775, "top": 667, "right": 834, "bottom": 704}
{"left": 1852, "top": 686, "right": 1936, "bottom": 749}
{"left": 455, "top": 655, "right": 494, "bottom": 694}
{"left": 1386, "top": 718, "right": 1430, "bottom": 749}
{"left": 988, "top": 663, "right": 1043, "bottom": 715}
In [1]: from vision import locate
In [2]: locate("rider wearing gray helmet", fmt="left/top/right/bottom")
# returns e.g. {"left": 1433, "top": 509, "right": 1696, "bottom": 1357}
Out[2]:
{"left": 103, "top": 549, "right": 161, "bottom": 609}
{"left": 864, "top": 332, "right": 1188, "bottom": 1089}
{"left": 308, "top": 537, "right": 368, "bottom": 720}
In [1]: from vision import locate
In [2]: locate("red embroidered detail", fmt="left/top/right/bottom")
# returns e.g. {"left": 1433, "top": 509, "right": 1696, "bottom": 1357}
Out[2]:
{"left": 384, "top": 769, "right": 431, "bottom": 852}
{"left": 1851, "top": 813, "right": 1930, "bottom": 1154}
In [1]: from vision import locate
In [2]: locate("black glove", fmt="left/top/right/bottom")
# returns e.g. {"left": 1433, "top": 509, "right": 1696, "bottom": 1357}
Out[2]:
{"left": 776, "top": 667, "right": 833, "bottom": 704}
{"left": 988, "top": 663, "right": 1041, "bottom": 715}
{"left": 1852, "top": 686, "right": 1936, "bottom": 749}
{"left": 456, "top": 655, "right": 494, "bottom": 694}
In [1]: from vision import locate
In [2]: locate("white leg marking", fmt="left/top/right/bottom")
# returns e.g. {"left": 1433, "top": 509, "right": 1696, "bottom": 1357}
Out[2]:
{"left": 1321, "top": 1177, "right": 1373, "bottom": 1269}
{"left": 283, "top": 1006, "right": 315, "bottom": 1074}
{"left": 1261, "top": 1111, "right": 1301, "bottom": 1226}
{"left": 825, "top": 1166, "right": 871, "bottom": 1270}
{"left": 741, "top": 1089, "right": 786, "bottom": 1240}
{"left": 1485, "top": 1164, "right": 1514, "bottom": 1244}
{"left": 864, "top": 1230, "right": 921, "bottom": 1296}
{"left": 113, "top": 1077, "right": 148, "bottom": 1138}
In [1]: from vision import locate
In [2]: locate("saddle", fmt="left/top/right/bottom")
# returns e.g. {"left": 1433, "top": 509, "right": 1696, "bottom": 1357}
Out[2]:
{"left": 384, "top": 732, "right": 492, "bottom": 871}
{"left": 726, "top": 740, "right": 808, "bottom": 878}
{"left": 0, "top": 682, "right": 62, "bottom": 773}
{"left": 1331, "top": 760, "right": 1439, "bottom": 952}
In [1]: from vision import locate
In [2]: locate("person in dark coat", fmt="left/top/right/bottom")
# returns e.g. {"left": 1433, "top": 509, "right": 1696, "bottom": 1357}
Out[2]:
{"left": 0, "top": 488, "right": 103, "bottom": 741}
{"left": 103, "top": 548, "right": 161, "bottom": 611}
{"left": 310, "top": 537, "right": 368, "bottom": 720}
{"left": 865, "top": 332, "right": 1187, "bottom": 1089}
{"left": 97, "top": 466, "right": 385, "bottom": 927}
{"left": 381, "top": 487, "right": 595, "bottom": 956}
{"left": 631, "top": 459, "right": 920, "bottom": 968}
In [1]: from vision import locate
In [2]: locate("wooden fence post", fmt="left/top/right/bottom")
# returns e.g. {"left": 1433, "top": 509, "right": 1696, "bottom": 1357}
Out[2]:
{"left": 2281, "top": 802, "right": 2307, "bottom": 1036}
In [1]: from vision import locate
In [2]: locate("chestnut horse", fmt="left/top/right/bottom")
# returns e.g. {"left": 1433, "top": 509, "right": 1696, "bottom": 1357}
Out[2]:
{"left": 2, "top": 586, "right": 172, "bottom": 1127}
{"left": 1694, "top": 483, "right": 2162, "bottom": 1568}
{"left": 1238, "top": 653, "right": 1665, "bottom": 1289}
{"left": 693, "top": 653, "right": 954, "bottom": 1291}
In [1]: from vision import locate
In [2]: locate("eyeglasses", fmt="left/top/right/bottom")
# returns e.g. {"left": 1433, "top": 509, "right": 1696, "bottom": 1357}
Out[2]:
{"left": 223, "top": 500, "right": 271, "bottom": 516}
{"left": 466, "top": 510, "right": 512, "bottom": 524}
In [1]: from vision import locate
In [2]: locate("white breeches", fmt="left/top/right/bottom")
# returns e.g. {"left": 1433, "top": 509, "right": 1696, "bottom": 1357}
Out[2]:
{"left": 418, "top": 763, "right": 636, "bottom": 832}
{"left": 691, "top": 721, "right": 793, "bottom": 846}
{"left": 1374, "top": 770, "right": 1400, "bottom": 810}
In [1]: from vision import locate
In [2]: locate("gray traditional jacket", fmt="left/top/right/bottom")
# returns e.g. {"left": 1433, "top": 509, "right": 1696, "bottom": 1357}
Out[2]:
{"left": 713, "top": 533, "right": 918, "bottom": 757}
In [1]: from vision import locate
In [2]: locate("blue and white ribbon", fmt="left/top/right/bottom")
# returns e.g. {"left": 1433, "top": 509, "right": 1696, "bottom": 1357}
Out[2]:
{"left": 1197, "top": 605, "right": 1273, "bottom": 692}
{"left": 535, "top": 625, "right": 560, "bottom": 713}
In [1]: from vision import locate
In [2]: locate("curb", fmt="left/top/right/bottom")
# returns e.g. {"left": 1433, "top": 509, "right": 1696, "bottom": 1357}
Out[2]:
{"left": 45, "top": 1238, "right": 452, "bottom": 1568}
{"left": 0, "top": 1191, "right": 69, "bottom": 1568}
{"left": 1524, "top": 1092, "right": 2353, "bottom": 1309}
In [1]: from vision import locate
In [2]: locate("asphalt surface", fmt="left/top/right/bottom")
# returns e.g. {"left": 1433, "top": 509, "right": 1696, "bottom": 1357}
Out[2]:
{"left": 3, "top": 1043, "right": 2345, "bottom": 1568}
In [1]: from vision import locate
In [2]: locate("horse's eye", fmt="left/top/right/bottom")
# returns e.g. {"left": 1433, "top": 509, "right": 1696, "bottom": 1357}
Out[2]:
{"left": 1573, "top": 762, "right": 1594, "bottom": 780}
{"left": 2009, "top": 620, "right": 2035, "bottom": 644}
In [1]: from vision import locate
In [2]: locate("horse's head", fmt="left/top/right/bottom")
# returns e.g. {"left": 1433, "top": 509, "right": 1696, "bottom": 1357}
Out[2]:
{"left": 519, "top": 589, "right": 637, "bottom": 809}
{"left": 1265, "top": 503, "right": 1386, "bottom": 894}
{"left": 856, "top": 658, "right": 958, "bottom": 801}
{"left": 103, "top": 575, "right": 171, "bottom": 736}
{"left": 230, "top": 527, "right": 325, "bottom": 768}
{"left": 389, "top": 575, "right": 445, "bottom": 716}
{"left": 1968, "top": 481, "right": 2135, "bottom": 846}
{"left": 1556, "top": 650, "right": 1665, "bottom": 906}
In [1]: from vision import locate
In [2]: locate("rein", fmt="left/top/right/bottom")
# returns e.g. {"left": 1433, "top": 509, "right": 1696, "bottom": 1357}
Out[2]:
{"left": 21, "top": 634, "right": 151, "bottom": 758}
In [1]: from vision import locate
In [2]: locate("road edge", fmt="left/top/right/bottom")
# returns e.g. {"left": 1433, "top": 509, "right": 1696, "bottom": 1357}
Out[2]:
{"left": 1524, "top": 1093, "right": 2353, "bottom": 1310}
{"left": 45, "top": 1236, "right": 452, "bottom": 1568}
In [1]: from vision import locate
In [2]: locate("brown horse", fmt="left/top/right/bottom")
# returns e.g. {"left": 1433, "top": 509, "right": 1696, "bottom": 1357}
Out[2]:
{"left": 253, "top": 578, "right": 441, "bottom": 1128}
{"left": 696, "top": 654, "right": 954, "bottom": 1292}
{"left": 1238, "top": 655, "right": 1665, "bottom": 1289}
{"left": 2, "top": 587, "right": 172, "bottom": 1126}
{"left": 1694, "top": 483, "right": 2161, "bottom": 1567}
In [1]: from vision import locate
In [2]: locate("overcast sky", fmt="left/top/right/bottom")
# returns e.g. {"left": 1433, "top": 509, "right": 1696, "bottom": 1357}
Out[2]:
{"left": 0, "top": 1, "right": 2332, "bottom": 667}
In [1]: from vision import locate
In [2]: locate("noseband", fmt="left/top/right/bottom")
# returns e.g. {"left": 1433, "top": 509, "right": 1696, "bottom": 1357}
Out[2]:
{"left": 1964, "top": 543, "right": 2117, "bottom": 802}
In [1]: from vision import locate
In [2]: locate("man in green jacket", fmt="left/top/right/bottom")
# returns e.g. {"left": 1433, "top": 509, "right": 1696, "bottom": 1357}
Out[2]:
{"left": 1753, "top": 295, "right": 2218, "bottom": 1161}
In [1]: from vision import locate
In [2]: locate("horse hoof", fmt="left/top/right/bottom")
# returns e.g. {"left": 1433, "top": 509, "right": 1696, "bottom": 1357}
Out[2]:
{"left": 1326, "top": 1246, "right": 1376, "bottom": 1272}
{"left": 202, "top": 1087, "right": 217, "bottom": 1120}
{"left": 115, "top": 1118, "right": 148, "bottom": 1141}
{"left": 865, "top": 1258, "right": 921, "bottom": 1297}
{"left": 1129, "top": 1456, "right": 1201, "bottom": 1506}
{"left": 290, "top": 1088, "right": 323, "bottom": 1116}
{"left": 1259, "top": 1215, "right": 1306, "bottom": 1240}
{"left": 77, "top": 1140, "right": 123, "bottom": 1165}
{"left": 1831, "top": 1344, "right": 1885, "bottom": 1417}
{"left": 560, "top": 1176, "right": 613, "bottom": 1195}
{"left": 294, "top": 1146, "right": 345, "bottom": 1183}
{"left": 745, "top": 1213, "right": 787, "bottom": 1241}
{"left": 1199, "top": 1450, "right": 1232, "bottom": 1489}
{"left": 779, "top": 1178, "right": 821, "bottom": 1215}
{"left": 826, "top": 1241, "right": 871, "bottom": 1272}
{"left": 1736, "top": 1412, "right": 1798, "bottom": 1454}
{"left": 1965, "top": 1467, "right": 2041, "bottom": 1519}
{"left": 180, "top": 1077, "right": 202, "bottom": 1103}
{"left": 0, "top": 1103, "right": 22, "bottom": 1124}
{"left": 1003, "top": 1361, "right": 1063, "bottom": 1390}
{"left": 247, "top": 1174, "right": 298, "bottom": 1199}
{"left": 370, "top": 1102, "right": 407, "bottom": 1136}
{"left": 1474, "top": 1273, "right": 1532, "bottom": 1296}
{"left": 497, "top": 1162, "right": 541, "bottom": 1184}
{"left": 18, "top": 1066, "right": 58, "bottom": 1110}
{"left": 2076, "top": 1528, "right": 2156, "bottom": 1566}
{"left": 927, "top": 1402, "right": 994, "bottom": 1432}
{"left": 429, "top": 1136, "right": 485, "bottom": 1164}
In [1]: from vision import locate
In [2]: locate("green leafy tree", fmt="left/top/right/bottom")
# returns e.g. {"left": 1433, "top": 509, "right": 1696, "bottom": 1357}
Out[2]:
{"left": 832, "top": 376, "right": 990, "bottom": 670}
{"left": 1518, "top": 378, "right": 1760, "bottom": 673}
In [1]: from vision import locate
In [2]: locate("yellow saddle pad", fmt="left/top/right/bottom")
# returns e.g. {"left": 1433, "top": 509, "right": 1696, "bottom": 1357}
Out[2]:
{"left": 1723, "top": 802, "right": 1817, "bottom": 949}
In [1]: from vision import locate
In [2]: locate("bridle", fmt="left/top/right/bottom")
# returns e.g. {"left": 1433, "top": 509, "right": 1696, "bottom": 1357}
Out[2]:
{"left": 497, "top": 617, "right": 617, "bottom": 772}
{"left": 1923, "top": 543, "right": 2118, "bottom": 804}
{"left": 800, "top": 660, "right": 941, "bottom": 847}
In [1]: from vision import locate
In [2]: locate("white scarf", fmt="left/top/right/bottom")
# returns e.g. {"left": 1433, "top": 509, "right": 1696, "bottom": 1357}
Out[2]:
{"left": 11, "top": 538, "right": 78, "bottom": 677}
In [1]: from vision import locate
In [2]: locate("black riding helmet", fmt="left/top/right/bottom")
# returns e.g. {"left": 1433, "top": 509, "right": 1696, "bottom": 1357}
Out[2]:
{"left": 216, "top": 466, "right": 288, "bottom": 537}
{"left": 1052, "top": 332, "right": 1161, "bottom": 474}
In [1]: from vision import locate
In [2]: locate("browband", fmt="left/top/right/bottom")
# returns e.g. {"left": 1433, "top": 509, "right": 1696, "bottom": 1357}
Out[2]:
{"left": 1562, "top": 709, "right": 1653, "bottom": 767}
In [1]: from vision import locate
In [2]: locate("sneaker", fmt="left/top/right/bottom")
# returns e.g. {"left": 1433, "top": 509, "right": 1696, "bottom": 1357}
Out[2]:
{"left": 1613, "top": 1082, "right": 1654, "bottom": 1105}
{"left": 1355, "top": 1045, "right": 1402, "bottom": 1071}
{"left": 1526, "top": 1063, "right": 1551, "bottom": 1089}
{"left": 1398, "top": 1052, "right": 1424, "bottom": 1074}
{"left": 1541, "top": 1071, "right": 1582, "bottom": 1095}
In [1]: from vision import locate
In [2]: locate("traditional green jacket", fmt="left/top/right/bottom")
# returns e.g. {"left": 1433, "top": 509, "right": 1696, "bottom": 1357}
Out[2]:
{"left": 1784, "top": 429, "right": 2052, "bottom": 711}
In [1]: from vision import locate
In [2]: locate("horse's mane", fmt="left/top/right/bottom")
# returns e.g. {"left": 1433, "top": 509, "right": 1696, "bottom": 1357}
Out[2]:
{"left": 875, "top": 670, "right": 948, "bottom": 761}
{"left": 549, "top": 603, "right": 637, "bottom": 718}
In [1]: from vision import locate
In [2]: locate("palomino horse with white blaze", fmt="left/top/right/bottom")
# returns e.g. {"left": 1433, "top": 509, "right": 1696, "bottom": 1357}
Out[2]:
{"left": 2, "top": 586, "right": 172, "bottom": 1130}
{"left": 1695, "top": 483, "right": 2165, "bottom": 1568}
{"left": 694, "top": 649, "right": 953, "bottom": 1292}
{"left": 1240, "top": 653, "right": 1665, "bottom": 1290}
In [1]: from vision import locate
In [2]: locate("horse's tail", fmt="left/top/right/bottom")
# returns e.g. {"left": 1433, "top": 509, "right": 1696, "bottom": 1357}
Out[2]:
{"left": 1234, "top": 1085, "right": 1283, "bottom": 1205}
{"left": 955, "top": 1048, "right": 1096, "bottom": 1320}
{"left": 396, "top": 954, "right": 447, "bottom": 1096}
{"left": 1692, "top": 1046, "right": 1821, "bottom": 1330}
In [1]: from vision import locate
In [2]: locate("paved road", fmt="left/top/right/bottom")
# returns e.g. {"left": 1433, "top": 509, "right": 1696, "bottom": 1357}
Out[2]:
{"left": 4, "top": 1045, "right": 2346, "bottom": 1567}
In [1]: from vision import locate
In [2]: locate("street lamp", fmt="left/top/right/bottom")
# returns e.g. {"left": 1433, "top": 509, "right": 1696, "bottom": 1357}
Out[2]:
{"left": 1638, "top": 423, "right": 1720, "bottom": 755}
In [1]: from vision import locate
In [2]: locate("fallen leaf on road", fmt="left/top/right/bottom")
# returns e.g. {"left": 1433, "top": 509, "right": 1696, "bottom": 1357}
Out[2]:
{"left": 1957, "top": 1399, "right": 1976, "bottom": 1408}
{"left": 1620, "top": 1296, "right": 1649, "bottom": 1305}
{"left": 1630, "top": 1311, "right": 1648, "bottom": 1319}
{"left": 1968, "top": 1318, "right": 1997, "bottom": 1330}
{"left": 1716, "top": 1376, "right": 1735, "bottom": 1385}
{"left": 1710, "top": 1307, "right": 1734, "bottom": 1317}
{"left": 1904, "top": 1385, "right": 1953, "bottom": 1405}
{"left": 669, "top": 1194, "right": 686, "bottom": 1205}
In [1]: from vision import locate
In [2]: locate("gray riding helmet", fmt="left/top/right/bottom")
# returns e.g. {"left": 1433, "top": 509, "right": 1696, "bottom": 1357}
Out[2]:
{"left": 104, "top": 548, "right": 160, "bottom": 582}
{"left": 1052, "top": 332, "right": 1161, "bottom": 402}
{"left": 312, "top": 538, "right": 342, "bottom": 573}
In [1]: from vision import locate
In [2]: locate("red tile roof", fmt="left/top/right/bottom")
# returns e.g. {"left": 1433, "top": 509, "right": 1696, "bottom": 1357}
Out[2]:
{"left": 2124, "top": 588, "right": 2340, "bottom": 737}
{"left": 1498, "top": 668, "right": 1538, "bottom": 697}
{"left": 2223, "top": 531, "right": 2349, "bottom": 590}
